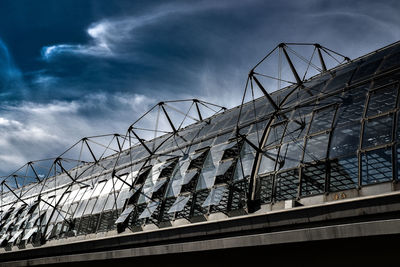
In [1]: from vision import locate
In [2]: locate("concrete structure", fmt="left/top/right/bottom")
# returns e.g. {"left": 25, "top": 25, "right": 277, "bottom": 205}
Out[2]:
{"left": 0, "top": 41, "right": 400, "bottom": 266}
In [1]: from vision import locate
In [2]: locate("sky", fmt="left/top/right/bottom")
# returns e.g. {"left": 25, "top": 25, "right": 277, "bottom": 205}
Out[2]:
{"left": 0, "top": 0, "right": 399, "bottom": 176}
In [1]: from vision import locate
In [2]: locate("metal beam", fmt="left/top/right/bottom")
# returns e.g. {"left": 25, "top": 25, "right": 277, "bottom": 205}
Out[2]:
{"left": 160, "top": 103, "right": 177, "bottom": 133}
{"left": 280, "top": 44, "right": 302, "bottom": 85}
{"left": 194, "top": 99, "right": 203, "bottom": 121}
{"left": 130, "top": 128, "right": 153, "bottom": 155}
{"left": 251, "top": 75, "right": 280, "bottom": 111}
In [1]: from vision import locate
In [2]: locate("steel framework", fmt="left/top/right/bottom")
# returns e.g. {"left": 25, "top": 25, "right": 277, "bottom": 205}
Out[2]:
{"left": 0, "top": 41, "right": 399, "bottom": 249}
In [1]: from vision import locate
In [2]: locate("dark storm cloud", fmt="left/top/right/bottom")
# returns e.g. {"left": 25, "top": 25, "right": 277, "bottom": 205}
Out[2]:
{"left": 0, "top": 0, "right": 399, "bottom": 175}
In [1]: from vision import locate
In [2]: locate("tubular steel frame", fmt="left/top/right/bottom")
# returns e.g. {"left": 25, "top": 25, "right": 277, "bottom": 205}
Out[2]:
{"left": 2, "top": 41, "right": 400, "bottom": 248}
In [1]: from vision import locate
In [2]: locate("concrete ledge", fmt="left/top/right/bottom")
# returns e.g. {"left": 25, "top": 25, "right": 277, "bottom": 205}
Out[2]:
{"left": 4, "top": 218, "right": 400, "bottom": 266}
{"left": 3, "top": 190, "right": 400, "bottom": 265}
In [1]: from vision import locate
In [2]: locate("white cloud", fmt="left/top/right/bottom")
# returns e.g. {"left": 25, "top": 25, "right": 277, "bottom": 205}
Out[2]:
{"left": 40, "top": 1, "right": 238, "bottom": 60}
{"left": 0, "top": 93, "right": 156, "bottom": 174}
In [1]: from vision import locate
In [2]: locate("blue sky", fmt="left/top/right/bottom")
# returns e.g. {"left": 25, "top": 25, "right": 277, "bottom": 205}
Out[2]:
{"left": 0, "top": 0, "right": 399, "bottom": 175}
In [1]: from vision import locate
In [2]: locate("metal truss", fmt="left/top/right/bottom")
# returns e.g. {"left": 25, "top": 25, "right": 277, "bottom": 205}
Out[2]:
{"left": 0, "top": 98, "right": 226, "bottom": 244}
{"left": 234, "top": 43, "right": 350, "bottom": 211}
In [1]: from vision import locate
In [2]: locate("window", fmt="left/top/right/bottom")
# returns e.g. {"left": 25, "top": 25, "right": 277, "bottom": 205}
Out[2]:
{"left": 308, "top": 105, "right": 336, "bottom": 134}
{"left": 265, "top": 121, "right": 287, "bottom": 147}
{"left": 259, "top": 174, "right": 273, "bottom": 204}
{"left": 202, "top": 185, "right": 229, "bottom": 208}
{"left": 362, "top": 114, "right": 393, "bottom": 148}
{"left": 168, "top": 194, "right": 191, "bottom": 214}
{"left": 278, "top": 141, "right": 303, "bottom": 171}
{"left": 361, "top": 147, "right": 392, "bottom": 185}
{"left": 366, "top": 83, "right": 398, "bottom": 117}
{"left": 329, "top": 155, "right": 358, "bottom": 191}
{"left": 329, "top": 124, "right": 360, "bottom": 158}
{"left": 301, "top": 163, "right": 326, "bottom": 196}
{"left": 334, "top": 85, "right": 368, "bottom": 128}
{"left": 258, "top": 147, "right": 279, "bottom": 175}
{"left": 303, "top": 133, "right": 329, "bottom": 163}
{"left": 274, "top": 169, "right": 299, "bottom": 201}
{"left": 138, "top": 201, "right": 160, "bottom": 219}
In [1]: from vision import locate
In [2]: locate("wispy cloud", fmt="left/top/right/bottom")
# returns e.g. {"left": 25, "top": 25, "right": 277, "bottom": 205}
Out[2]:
{"left": 41, "top": 1, "right": 240, "bottom": 60}
{"left": 0, "top": 92, "right": 154, "bottom": 174}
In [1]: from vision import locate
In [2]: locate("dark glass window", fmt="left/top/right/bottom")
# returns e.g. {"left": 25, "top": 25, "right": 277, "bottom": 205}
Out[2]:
{"left": 308, "top": 105, "right": 336, "bottom": 134}
{"left": 379, "top": 52, "right": 400, "bottom": 72}
{"left": 397, "top": 145, "right": 400, "bottom": 180}
{"left": 334, "top": 85, "right": 369, "bottom": 128}
{"left": 301, "top": 163, "right": 326, "bottom": 196}
{"left": 323, "top": 70, "right": 354, "bottom": 93}
{"left": 329, "top": 155, "right": 358, "bottom": 191}
{"left": 361, "top": 147, "right": 392, "bottom": 185}
{"left": 366, "top": 83, "right": 398, "bottom": 117}
{"left": 329, "top": 123, "right": 361, "bottom": 158}
{"left": 265, "top": 121, "right": 287, "bottom": 148}
{"left": 283, "top": 116, "right": 310, "bottom": 142}
{"left": 351, "top": 59, "right": 383, "bottom": 83}
{"left": 278, "top": 141, "right": 303, "bottom": 171}
{"left": 303, "top": 133, "right": 329, "bottom": 163}
{"left": 259, "top": 174, "right": 273, "bottom": 204}
{"left": 362, "top": 114, "right": 393, "bottom": 148}
{"left": 259, "top": 147, "right": 279, "bottom": 175}
{"left": 274, "top": 169, "right": 299, "bottom": 201}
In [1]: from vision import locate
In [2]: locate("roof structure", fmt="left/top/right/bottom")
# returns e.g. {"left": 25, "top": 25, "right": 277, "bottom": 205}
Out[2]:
{"left": 0, "top": 40, "right": 400, "bottom": 251}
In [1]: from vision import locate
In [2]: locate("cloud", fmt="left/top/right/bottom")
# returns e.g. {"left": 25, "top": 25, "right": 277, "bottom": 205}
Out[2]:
{"left": 0, "top": 92, "right": 156, "bottom": 174}
{"left": 40, "top": 1, "right": 242, "bottom": 60}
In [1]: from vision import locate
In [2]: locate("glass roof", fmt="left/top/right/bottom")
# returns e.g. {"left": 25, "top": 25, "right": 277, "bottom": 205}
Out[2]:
{"left": 1, "top": 41, "right": 400, "bottom": 249}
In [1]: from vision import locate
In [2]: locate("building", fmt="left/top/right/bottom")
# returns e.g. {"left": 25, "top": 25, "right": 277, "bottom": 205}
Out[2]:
{"left": 0, "top": 41, "right": 400, "bottom": 266}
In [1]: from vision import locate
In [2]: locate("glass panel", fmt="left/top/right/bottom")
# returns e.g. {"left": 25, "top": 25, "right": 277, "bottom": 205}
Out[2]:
{"left": 303, "top": 133, "right": 329, "bottom": 163}
{"left": 329, "top": 124, "right": 360, "bottom": 158}
{"left": 195, "top": 145, "right": 225, "bottom": 190}
{"left": 283, "top": 116, "right": 310, "bottom": 142}
{"left": 115, "top": 206, "right": 134, "bottom": 224}
{"left": 366, "top": 84, "right": 398, "bottom": 117}
{"left": 166, "top": 159, "right": 190, "bottom": 197}
{"left": 196, "top": 171, "right": 216, "bottom": 190}
{"left": 92, "top": 195, "right": 107, "bottom": 214}
{"left": 116, "top": 189, "right": 133, "bottom": 209}
{"left": 83, "top": 198, "right": 97, "bottom": 216}
{"left": 323, "top": 68, "right": 355, "bottom": 93}
{"left": 351, "top": 59, "right": 383, "bottom": 83}
{"left": 274, "top": 169, "right": 299, "bottom": 201}
{"left": 73, "top": 199, "right": 88, "bottom": 218}
{"left": 334, "top": 85, "right": 368, "bottom": 128}
{"left": 8, "top": 229, "right": 23, "bottom": 243}
{"left": 22, "top": 227, "right": 37, "bottom": 241}
{"left": 362, "top": 114, "right": 393, "bottom": 148}
{"left": 233, "top": 133, "right": 257, "bottom": 181}
{"left": 215, "top": 159, "right": 234, "bottom": 176}
{"left": 152, "top": 178, "right": 168, "bottom": 193}
{"left": 201, "top": 186, "right": 229, "bottom": 207}
{"left": 265, "top": 122, "right": 287, "bottom": 147}
{"left": 258, "top": 147, "right": 279, "bottom": 175}
{"left": 301, "top": 163, "right": 326, "bottom": 196}
{"left": 278, "top": 141, "right": 303, "bottom": 171}
{"left": 361, "top": 147, "right": 392, "bottom": 185}
{"left": 259, "top": 174, "right": 273, "bottom": 204}
{"left": 168, "top": 195, "right": 191, "bottom": 213}
{"left": 380, "top": 51, "right": 400, "bottom": 72}
{"left": 397, "top": 145, "right": 400, "bottom": 180}
{"left": 329, "top": 155, "right": 358, "bottom": 191}
{"left": 308, "top": 105, "right": 336, "bottom": 134}
{"left": 138, "top": 201, "right": 160, "bottom": 219}
{"left": 103, "top": 193, "right": 116, "bottom": 211}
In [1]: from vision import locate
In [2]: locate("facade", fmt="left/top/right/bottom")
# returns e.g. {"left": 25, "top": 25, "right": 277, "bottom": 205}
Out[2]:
{"left": 1, "top": 41, "right": 400, "bottom": 266}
